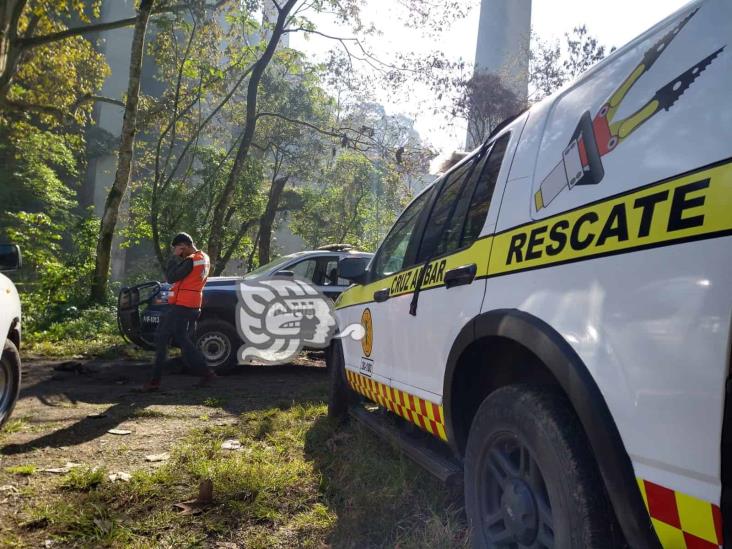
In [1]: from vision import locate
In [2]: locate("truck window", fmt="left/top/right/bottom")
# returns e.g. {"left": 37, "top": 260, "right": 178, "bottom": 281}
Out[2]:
{"left": 443, "top": 144, "right": 492, "bottom": 251}
{"left": 416, "top": 157, "right": 476, "bottom": 262}
{"left": 290, "top": 258, "right": 318, "bottom": 282}
{"left": 461, "top": 133, "right": 510, "bottom": 245}
{"left": 372, "top": 187, "right": 435, "bottom": 278}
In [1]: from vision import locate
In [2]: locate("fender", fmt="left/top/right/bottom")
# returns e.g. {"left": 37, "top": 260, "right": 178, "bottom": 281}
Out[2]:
{"left": 443, "top": 308, "right": 660, "bottom": 549}
{"left": 201, "top": 289, "right": 238, "bottom": 326}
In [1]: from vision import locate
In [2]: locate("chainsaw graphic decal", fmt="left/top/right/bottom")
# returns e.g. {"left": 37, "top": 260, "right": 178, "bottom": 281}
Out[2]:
{"left": 534, "top": 8, "right": 726, "bottom": 211}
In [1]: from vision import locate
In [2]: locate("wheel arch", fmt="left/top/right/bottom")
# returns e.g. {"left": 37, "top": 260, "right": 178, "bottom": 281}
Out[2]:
{"left": 443, "top": 308, "right": 660, "bottom": 549}
{"left": 8, "top": 318, "right": 21, "bottom": 350}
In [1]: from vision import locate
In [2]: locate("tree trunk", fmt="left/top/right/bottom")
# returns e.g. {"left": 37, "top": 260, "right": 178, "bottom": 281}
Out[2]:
{"left": 0, "top": 0, "right": 27, "bottom": 100}
{"left": 258, "top": 175, "right": 289, "bottom": 265}
{"left": 90, "top": 0, "right": 154, "bottom": 303}
{"left": 214, "top": 219, "right": 256, "bottom": 276}
{"left": 247, "top": 231, "right": 260, "bottom": 271}
{"left": 206, "top": 0, "right": 297, "bottom": 266}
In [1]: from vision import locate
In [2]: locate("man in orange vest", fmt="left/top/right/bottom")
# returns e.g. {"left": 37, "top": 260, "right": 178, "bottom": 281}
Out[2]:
{"left": 142, "top": 232, "right": 215, "bottom": 391}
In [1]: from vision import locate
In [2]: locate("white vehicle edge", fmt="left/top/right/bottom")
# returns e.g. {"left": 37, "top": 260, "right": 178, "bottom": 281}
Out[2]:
{"left": 0, "top": 244, "right": 22, "bottom": 428}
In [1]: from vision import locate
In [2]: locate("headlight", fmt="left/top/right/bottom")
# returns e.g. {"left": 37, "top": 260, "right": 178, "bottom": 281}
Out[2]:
{"left": 153, "top": 291, "right": 169, "bottom": 305}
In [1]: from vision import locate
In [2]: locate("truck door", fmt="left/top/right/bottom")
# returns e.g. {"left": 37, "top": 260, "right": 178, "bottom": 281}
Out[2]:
{"left": 391, "top": 132, "right": 514, "bottom": 397}
{"left": 338, "top": 187, "right": 435, "bottom": 386}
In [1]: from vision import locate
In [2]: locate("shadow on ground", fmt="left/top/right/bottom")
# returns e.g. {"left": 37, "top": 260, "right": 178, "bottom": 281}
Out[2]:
{"left": 1, "top": 354, "right": 329, "bottom": 456}
{"left": 302, "top": 411, "right": 468, "bottom": 548}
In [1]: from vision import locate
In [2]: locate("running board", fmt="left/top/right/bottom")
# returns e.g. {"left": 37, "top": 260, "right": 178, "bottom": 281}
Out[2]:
{"left": 349, "top": 405, "right": 463, "bottom": 489}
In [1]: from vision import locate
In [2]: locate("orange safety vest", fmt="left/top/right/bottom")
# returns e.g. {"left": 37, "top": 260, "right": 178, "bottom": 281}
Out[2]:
{"left": 168, "top": 250, "right": 210, "bottom": 308}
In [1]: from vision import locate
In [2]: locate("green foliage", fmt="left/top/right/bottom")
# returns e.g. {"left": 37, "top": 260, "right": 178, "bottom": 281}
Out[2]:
{"left": 38, "top": 306, "right": 117, "bottom": 342}
{"left": 0, "top": 122, "right": 78, "bottom": 214}
{"left": 4, "top": 209, "right": 103, "bottom": 333}
{"left": 291, "top": 151, "right": 404, "bottom": 252}
{"left": 0, "top": 1, "right": 110, "bottom": 334}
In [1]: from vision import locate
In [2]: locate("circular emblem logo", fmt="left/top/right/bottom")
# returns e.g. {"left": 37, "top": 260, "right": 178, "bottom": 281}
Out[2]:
{"left": 360, "top": 308, "right": 373, "bottom": 357}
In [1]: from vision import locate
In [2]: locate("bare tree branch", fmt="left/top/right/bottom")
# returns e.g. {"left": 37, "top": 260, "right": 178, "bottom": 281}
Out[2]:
{"left": 72, "top": 93, "right": 125, "bottom": 110}
{"left": 283, "top": 27, "right": 413, "bottom": 73}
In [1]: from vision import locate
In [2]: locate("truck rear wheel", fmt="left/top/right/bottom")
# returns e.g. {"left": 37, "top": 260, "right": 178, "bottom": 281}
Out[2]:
{"left": 0, "top": 340, "right": 21, "bottom": 429}
{"left": 327, "top": 341, "right": 358, "bottom": 421}
{"left": 464, "top": 384, "right": 615, "bottom": 549}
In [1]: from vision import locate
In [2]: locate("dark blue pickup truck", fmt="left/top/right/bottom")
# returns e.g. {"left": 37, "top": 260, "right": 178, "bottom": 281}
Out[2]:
{"left": 118, "top": 247, "right": 372, "bottom": 371}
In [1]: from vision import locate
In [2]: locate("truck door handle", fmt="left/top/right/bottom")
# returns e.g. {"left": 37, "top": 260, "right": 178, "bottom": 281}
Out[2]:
{"left": 373, "top": 288, "right": 390, "bottom": 302}
{"left": 444, "top": 263, "right": 477, "bottom": 289}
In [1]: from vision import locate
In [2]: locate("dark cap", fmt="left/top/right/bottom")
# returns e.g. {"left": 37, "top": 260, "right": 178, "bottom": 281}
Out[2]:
{"left": 171, "top": 232, "right": 194, "bottom": 247}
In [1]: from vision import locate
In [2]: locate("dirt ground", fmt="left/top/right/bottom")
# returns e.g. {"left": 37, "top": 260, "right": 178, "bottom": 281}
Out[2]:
{"left": 0, "top": 354, "right": 330, "bottom": 529}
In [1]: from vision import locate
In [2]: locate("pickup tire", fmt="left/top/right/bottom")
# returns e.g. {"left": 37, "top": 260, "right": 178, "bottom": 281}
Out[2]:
{"left": 195, "top": 319, "right": 240, "bottom": 373}
{"left": 327, "top": 341, "right": 359, "bottom": 421}
{"left": 464, "top": 384, "right": 615, "bottom": 549}
{"left": 0, "top": 340, "right": 21, "bottom": 429}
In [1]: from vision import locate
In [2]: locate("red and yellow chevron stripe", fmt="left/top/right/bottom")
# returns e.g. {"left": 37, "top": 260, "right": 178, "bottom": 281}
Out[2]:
{"left": 346, "top": 370, "right": 447, "bottom": 441}
{"left": 637, "top": 479, "right": 723, "bottom": 548}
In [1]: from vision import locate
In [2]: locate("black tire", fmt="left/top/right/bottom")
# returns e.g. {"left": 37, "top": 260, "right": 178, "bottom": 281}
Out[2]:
{"left": 194, "top": 319, "right": 240, "bottom": 373}
{"left": 327, "top": 341, "right": 358, "bottom": 420}
{"left": 465, "top": 384, "right": 615, "bottom": 549}
{"left": 0, "top": 340, "right": 21, "bottom": 429}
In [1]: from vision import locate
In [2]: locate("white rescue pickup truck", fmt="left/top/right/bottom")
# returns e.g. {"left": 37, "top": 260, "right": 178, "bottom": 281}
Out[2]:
{"left": 0, "top": 244, "right": 22, "bottom": 428}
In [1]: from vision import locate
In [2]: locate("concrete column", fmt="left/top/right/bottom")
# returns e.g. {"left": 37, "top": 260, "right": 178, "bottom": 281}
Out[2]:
{"left": 474, "top": 0, "right": 532, "bottom": 101}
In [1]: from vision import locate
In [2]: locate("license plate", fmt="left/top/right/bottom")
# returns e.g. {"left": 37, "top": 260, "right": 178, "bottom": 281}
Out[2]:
{"left": 143, "top": 314, "right": 160, "bottom": 324}
{"left": 359, "top": 358, "right": 373, "bottom": 377}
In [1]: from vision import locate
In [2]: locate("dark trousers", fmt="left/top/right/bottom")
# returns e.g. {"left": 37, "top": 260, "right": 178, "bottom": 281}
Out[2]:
{"left": 152, "top": 305, "right": 209, "bottom": 381}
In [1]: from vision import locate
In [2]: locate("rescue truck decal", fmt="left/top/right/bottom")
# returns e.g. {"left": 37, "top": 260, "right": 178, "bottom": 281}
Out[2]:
{"left": 638, "top": 478, "right": 724, "bottom": 548}
{"left": 336, "top": 156, "right": 732, "bottom": 310}
{"left": 490, "top": 156, "right": 732, "bottom": 277}
{"left": 346, "top": 370, "right": 447, "bottom": 441}
{"left": 534, "top": 7, "right": 725, "bottom": 211}
{"left": 360, "top": 308, "right": 373, "bottom": 357}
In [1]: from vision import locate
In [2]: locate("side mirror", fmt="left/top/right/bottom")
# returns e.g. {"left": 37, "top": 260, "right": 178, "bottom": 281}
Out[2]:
{"left": 338, "top": 256, "right": 369, "bottom": 285}
{"left": 0, "top": 244, "right": 21, "bottom": 272}
{"left": 275, "top": 270, "right": 295, "bottom": 278}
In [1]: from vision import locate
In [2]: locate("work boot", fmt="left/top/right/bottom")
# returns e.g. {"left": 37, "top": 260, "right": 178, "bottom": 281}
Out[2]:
{"left": 139, "top": 379, "right": 161, "bottom": 392}
{"left": 194, "top": 372, "right": 217, "bottom": 388}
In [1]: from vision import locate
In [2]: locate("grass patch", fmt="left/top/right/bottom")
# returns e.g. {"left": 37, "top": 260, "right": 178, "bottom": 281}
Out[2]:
{"left": 0, "top": 418, "right": 26, "bottom": 443}
{"left": 25, "top": 334, "right": 148, "bottom": 360}
{"left": 23, "top": 500, "right": 135, "bottom": 545}
{"left": 131, "top": 408, "right": 168, "bottom": 419}
{"left": 1, "top": 418, "right": 26, "bottom": 434}
{"left": 203, "top": 397, "right": 228, "bottom": 408}
{"left": 61, "top": 466, "right": 106, "bottom": 491}
{"left": 7, "top": 403, "right": 467, "bottom": 547}
{"left": 4, "top": 465, "right": 37, "bottom": 476}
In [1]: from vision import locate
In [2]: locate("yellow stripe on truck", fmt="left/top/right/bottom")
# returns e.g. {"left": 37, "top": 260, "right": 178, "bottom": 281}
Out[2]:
{"left": 490, "top": 160, "right": 732, "bottom": 276}
{"left": 336, "top": 237, "right": 493, "bottom": 309}
{"left": 346, "top": 370, "right": 448, "bottom": 441}
{"left": 336, "top": 159, "right": 732, "bottom": 310}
